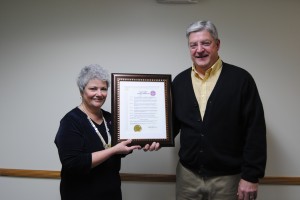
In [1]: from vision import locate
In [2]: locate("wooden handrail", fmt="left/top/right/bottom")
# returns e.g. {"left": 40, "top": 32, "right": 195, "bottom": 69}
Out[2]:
{"left": 1, "top": 168, "right": 300, "bottom": 185}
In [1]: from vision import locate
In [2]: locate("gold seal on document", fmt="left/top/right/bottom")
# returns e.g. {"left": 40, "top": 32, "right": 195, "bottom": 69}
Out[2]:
{"left": 134, "top": 125, "right": 142, "bottom": 132}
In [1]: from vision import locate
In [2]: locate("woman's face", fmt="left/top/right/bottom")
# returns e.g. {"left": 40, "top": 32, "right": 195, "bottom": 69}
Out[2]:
{"left": 81, "top": 79, "right": 108, "bottom": 110}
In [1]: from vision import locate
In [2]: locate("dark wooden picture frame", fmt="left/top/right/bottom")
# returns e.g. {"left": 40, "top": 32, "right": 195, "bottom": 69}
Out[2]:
{"left": 111, "top": 73, "right": 174, "bottom": 147}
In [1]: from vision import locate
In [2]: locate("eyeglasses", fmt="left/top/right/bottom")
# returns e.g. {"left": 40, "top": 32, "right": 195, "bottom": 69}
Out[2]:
{"left": 189, "top": 40, "right": 213, "bottom": 50}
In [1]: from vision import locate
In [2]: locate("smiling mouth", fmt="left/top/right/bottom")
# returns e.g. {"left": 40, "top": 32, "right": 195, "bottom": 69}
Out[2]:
{"left": 195, "top": 54, "right": 208, "bottom": 58}
{"left": 93, "top": 98, "right": 103, "bottom": 102}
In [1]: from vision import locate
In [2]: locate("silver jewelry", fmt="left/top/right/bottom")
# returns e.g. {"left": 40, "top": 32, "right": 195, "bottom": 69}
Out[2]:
{"left": 81, "top": 105, "right": 111, "bottom": 149}
{"left": 86, "top": 116, "right": 111, "bottom": 149}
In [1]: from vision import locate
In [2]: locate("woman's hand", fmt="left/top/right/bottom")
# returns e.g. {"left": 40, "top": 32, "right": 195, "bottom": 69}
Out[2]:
{"left": 91, "top": 139, "right": 140, "bottom": 168}
{"left": 113, "top": 139, "right": 141, "bottom": 154}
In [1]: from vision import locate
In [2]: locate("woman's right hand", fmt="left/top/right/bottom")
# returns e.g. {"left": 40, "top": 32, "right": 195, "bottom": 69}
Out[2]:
{"left": 91, "top": 139, "right": 140, "bottom": 168}
{"left": 113, "top": 139, "right": 141, "bottom": 154}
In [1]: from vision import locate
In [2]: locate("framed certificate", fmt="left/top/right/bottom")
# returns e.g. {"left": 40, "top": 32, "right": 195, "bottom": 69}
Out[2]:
{"left": 111, "top": 73, "right": 174, "bottom": 147}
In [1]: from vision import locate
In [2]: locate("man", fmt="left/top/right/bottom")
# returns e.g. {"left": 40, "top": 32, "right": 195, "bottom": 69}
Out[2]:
{"left": 172, "top": 20, "right": 266, "bottom": 200}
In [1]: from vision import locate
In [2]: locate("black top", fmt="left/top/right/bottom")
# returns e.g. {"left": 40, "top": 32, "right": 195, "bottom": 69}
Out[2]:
{"left": 55, "top": 107, "right": 122, "bottom": 200}
{"left": 172, "top": 62, "right": 267, "bottom": 183}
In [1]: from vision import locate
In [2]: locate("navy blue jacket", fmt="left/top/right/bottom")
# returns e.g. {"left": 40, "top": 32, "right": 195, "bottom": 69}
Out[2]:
{"left": 55, "top": 107, "right": 122, "bottom": 200}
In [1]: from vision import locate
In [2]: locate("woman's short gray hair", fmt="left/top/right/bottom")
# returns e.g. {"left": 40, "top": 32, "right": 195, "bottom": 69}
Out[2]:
{"left": 186, "top": 20, "right": 219, "bottom": 41}
{"left": 77, "top": 64, "right": 110, "bottom": 94}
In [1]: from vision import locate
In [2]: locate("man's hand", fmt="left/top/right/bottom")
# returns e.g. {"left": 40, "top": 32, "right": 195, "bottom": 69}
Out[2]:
{"left": 143, "top": 142, "right": 160, "bottom": 151}
{"left": 237, "top": 179, "right": 258, "bottom": 200}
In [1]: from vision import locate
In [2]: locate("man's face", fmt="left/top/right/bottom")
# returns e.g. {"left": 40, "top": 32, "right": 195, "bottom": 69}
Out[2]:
{"left": 188, "top": 30, "right": 220, "bottom": 74}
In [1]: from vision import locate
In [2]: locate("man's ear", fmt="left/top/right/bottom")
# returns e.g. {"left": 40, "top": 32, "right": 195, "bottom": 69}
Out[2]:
{"left": 216, "top": 39, "right": 221, "bottom": 50}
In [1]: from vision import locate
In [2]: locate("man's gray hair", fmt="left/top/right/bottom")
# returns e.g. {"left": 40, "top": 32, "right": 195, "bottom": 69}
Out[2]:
{"left": 186, "top": 20, "right": 219, "bottom": 41}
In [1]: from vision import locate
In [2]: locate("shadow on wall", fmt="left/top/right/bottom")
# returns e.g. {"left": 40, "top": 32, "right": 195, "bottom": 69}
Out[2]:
{"left": 265, "top": 125, "right": 296, "bottom": 176}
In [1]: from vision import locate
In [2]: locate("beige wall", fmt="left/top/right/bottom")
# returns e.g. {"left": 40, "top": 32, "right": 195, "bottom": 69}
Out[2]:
{"left": 1, "top": 0, "right": 300, "bottom": 199}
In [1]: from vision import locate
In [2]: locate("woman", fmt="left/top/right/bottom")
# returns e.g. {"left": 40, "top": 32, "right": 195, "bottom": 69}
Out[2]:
{"left": 55, "top": 64, "right": 143, "bottom": 200}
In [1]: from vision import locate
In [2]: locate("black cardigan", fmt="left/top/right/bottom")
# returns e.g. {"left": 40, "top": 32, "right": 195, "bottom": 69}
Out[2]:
{"left": 172, "top": 62, "right": 266, "bottom": 183}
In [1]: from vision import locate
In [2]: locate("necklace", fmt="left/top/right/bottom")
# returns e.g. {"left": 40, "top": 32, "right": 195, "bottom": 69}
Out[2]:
{"left": 80, "top": 104, "right": 111, "bottom": 149}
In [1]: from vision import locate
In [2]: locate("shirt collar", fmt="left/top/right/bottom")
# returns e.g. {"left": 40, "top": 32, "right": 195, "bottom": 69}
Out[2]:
{"left": 192, "top": 58, "right": 222, "bottom": 80}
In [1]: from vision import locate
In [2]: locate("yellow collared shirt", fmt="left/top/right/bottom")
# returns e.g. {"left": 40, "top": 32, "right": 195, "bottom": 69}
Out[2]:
{"left": 191, "top": 58, "right": 223, "bottom": 119}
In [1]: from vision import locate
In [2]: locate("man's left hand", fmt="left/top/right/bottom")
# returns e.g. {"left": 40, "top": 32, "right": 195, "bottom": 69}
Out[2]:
{"left": 237, "top": 179, "right": 258, "bottom": 200}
